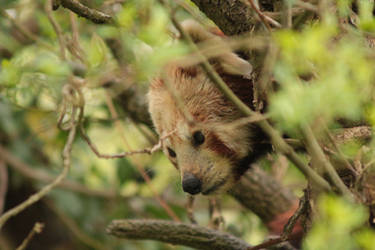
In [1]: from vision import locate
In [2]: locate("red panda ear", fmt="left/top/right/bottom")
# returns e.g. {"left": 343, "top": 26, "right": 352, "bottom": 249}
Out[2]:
{"left": 181, "top": 20, "right": 253, "bottom": 79}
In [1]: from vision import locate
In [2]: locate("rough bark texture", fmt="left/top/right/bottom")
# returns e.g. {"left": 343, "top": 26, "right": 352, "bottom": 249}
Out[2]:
{"left": 230, "top": 166, "right": 297, "bottom": 223}
{"left": 107, "top": 219, "right": 251, "bottom": 250}
{"left": 190, "top": 0, "right": 256, "bottom": 36}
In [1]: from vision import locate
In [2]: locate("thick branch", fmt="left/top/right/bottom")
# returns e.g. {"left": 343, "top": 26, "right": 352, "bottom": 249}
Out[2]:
{"left": 107, "top": 219, "right": 251, "bottom": 250}
{"left": 190, "top": 0, "right": 256, "bottom": 35}
{"left": 230, "top": 166, "right": 296, "bottom": 223}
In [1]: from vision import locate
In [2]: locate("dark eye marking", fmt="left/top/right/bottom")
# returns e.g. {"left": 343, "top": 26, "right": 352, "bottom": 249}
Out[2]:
{"left": 192, "top": 131, "right": 205, "bottom": 146}
{"left": 167, "top": 147, "right": 176, "bottom": 158}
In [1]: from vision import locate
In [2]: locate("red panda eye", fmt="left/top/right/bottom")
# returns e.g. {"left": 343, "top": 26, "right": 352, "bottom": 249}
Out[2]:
{"left": 167, "top": 147, "right": 176, "bottom": 158}
{"left": 192, "top": 131, "right": 205, "bottom": 146}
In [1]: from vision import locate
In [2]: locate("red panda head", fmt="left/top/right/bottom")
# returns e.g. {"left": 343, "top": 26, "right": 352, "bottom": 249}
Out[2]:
{"left": 148, "top": 20, "right": 269, "bottom": 195}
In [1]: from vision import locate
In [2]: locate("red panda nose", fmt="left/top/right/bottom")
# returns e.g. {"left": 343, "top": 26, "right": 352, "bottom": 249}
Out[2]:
{"left": 182, "top": 173, "right": 202, "bottom": 195}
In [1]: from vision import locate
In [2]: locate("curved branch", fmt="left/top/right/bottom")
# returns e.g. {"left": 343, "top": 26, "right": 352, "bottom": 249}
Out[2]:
{"left": 107, "top": 219, "right": 251, "bottom": 250}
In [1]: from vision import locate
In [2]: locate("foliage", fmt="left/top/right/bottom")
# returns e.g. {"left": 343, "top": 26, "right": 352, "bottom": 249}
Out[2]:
{"left": 0, "top": 0, "right": 375, "bottom": 249}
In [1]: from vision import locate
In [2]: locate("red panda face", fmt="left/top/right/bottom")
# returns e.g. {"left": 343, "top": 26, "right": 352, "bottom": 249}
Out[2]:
{"left": 148, "top": 65, "right": 257, "bottom": 195}
{"left": 147, "top": 20, "right": 266, "bottom": 195}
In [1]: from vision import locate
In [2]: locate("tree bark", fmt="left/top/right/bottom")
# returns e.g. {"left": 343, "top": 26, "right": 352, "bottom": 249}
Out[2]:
{"left": 190, "top": 0, "right": 257, "bottom": 35}
{"left": 107, "top": 219, "right": 251, "bottom": 250}
{"left": 230, "top": 166, "right": 296, "bottom": 223}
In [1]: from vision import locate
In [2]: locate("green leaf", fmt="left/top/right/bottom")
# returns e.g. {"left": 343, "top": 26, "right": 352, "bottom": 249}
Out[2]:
{"left": 116, "top": 157, "right": 136, "bottom": 185}
{"left": 87, "top": 33, "right": 109, "bottom": 68}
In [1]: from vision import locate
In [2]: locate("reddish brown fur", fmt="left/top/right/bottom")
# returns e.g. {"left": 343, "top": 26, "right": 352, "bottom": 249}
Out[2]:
{"left": 147, "top": 19, "right": 266, "bottom": 195}
{"left": 207, "top": 132, "right": 237, "bottom": 159}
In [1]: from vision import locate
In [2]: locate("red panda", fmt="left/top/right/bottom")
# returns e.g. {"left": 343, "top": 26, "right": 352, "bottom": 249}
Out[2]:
{"left": 148, "top": 20, "right": 271, "bottom": 195}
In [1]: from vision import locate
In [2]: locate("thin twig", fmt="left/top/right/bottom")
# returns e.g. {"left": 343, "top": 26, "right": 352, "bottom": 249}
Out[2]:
{"left": 16, "top": 222, "right": 44, "bottom": 250}
{"left": 0, "top": 10, "right": 53, "bottom": 50}
{"left": 255, "top": 43, "right": 278, "bottom": 111}
{"left": 283, "top": 0, "right": 293, "bottom": 28}
{"left": 247, "top": 0, "right": 272, "bottom": 31}
{"left": 170, "top": 15, "right": 331, "bottom": 192}
{"left": 0, "top": 109, "right": 78, "bottom": 229}
{"left": 0, "top": 145, "right": 118, "bottom": 199}
{"left": 45, "top": 0, "right": 66, "bottom": 60}
{"left": 0, "top": 161, "right": 8, "bottom": 215}
{"left": 294, "top": 0, "right": 319, "bottom": 13}
{"left": 247, "top": 232, "right": 302, "bottom": 250}
{"left": 281, "top": 191, "right": 308, "bottom": 239}
{"left": 68, "top": 12, "right": 86, "bottom": 63}
{"left": 104, "top": 92, "right": 181, "bottom": 222}
{"left": 301, "top": 125, "right": 353, "bottom": 200}
{"left": 324, "top": 127, "right": 356, "bottom": 174}
{"left": 107, "top": 219, "right": 251, "bottom": 250}
{"left": 80, "top": 126, "right": 161, "bottom": 158}
{"left": 186, "top": 195, "right": 197, "bottom": 224}
{"left": 208, "top": 198, "right": 224, "bottom": 230}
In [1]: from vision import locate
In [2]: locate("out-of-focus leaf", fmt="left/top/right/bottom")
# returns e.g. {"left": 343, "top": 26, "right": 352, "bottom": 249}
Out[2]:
{"left": 135, "top": 42, "right": 189, "bottom": 80}
{"left": 116, "top": 2, "right": 137, "bottom": 29}
{"left": 87, "top": 33, "right": 110, "bottom": 68}
{"left": 0, "top": 59, "right": 20, "bottom": 86}
{"left": 270, "top": 22, "right": 373, "bottom": 134}
{"left": 303, "top": 195, "right": 368, "bottom": 250}
{"left": 355, "top": 229, "right": 375, "bottom": 250}
{"left": 358, "top": 0, "right": 375, "bottom": 32}
{"left": 137, "top": 4, "right": 169, "bottom": 46}
{"left": 117, "top": 157, "right": 136, "bottom": 185}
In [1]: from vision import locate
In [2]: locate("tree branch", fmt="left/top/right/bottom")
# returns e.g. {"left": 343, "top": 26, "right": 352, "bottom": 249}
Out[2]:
{"left": 0, "top": 115, "right": 77, "bottom": 229}
{"left": 189, "top": 0, "right": 256, "bottom": 35}
{"left": 230, "top": 166, "right": 297, "bottom": 223}
{"left": 58, "top": 0, "right": 113, "bottom": 24}
{"left": 0, "top": 145, "right": 118, "bottom": 199}
{"left": 107, "top": 219, "right": 251, "bottom": 250}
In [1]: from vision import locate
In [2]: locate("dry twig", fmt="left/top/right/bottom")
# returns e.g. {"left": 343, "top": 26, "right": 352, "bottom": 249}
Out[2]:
{"left": 247, "top": 232, "right": 302, "bottom": 250}
{"left": 0, "top": 10, "right": 53, "bottom": 49}
{"left": 79, "top": 126, "right": 162, "bottom": 159}
{"left": 302, "top": 125, "right": 353, "bottom": 200}
{"left": 281, "top": 191, "right": 308, "bottom": 239}
{"left": 186, "top": 195, "right": 197, "bottom": 224}
{"left": 104, "top": 92, "right": 181, "bottom": 222}
{"left": 16, "top": 222, "right": 44, "bottom": 250}
{"left": 45, "top": 0, "right": 66, "bottom": 60}
{"left": 247, "top": 0, "right": 273, "bottom": 31}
